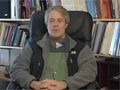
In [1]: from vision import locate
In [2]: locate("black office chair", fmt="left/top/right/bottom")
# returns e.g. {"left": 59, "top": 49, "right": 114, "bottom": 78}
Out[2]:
{"left": 30, "top": 11, "right": 93, "bottom": 47}
{"left": 7, "top": 11, "right": 97, "bottom": 90}
{"left": 30, "top": 11, "right": 97, "bottom": 90}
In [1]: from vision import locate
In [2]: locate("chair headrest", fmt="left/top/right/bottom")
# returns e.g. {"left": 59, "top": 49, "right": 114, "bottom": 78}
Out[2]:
{"left": 30, "top": 11, "right": 93, "bottom": 46}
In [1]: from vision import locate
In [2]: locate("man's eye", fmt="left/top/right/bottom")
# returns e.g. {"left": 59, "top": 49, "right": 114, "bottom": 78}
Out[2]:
{"left": 49, "top": 20, "right": 54, "bottom": 22}
{"left": 58, "top": 19, "right": 63, "bottom": 22}
{"left": 49, "top": 19, "right": 54, "bottom": 22}
{"left": 58, "top": 20, "right": 62, "bottom": 22}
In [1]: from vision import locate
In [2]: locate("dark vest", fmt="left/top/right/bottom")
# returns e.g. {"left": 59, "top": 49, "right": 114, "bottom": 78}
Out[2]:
{"left": 29, "top": 40, "right": 85, "bottom": 80}
{"left": 8, "top": 41, "right": 95, "bottom": 90}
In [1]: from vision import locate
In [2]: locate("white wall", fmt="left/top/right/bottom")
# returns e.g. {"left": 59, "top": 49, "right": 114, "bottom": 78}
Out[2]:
{"left": 0, "top": 49, "right": 22, "bottom": 66}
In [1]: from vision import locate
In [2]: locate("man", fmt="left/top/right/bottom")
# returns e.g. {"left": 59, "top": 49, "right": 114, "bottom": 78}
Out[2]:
{"left": 9, "top": 6, "right": 97, "bottom": 90}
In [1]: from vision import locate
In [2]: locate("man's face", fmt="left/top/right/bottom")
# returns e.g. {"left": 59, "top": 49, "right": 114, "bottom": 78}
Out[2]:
{"left": 47, "top": 10, "right": 68, "bottom": 39}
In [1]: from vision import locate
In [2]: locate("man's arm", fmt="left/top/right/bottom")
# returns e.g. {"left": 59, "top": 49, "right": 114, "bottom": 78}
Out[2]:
{"left": 10, "top": 44, "right": 36, "bottom": 89}
{"left": 65, "top": 45, "right": 97, "bottom": 90}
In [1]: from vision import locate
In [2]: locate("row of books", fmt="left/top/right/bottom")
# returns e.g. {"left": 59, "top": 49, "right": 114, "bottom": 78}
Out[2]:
{"left": 0, "top": 0, "right": 120, "bottom": 19}
{"left": 0, "top": 0, "right": 39, "bottom": 19}
{"left": 92, "top": 21, "right": 120, "bottom": 56}
{"left": 10, "top": 0, "right": 35, "bottom": 19}
{"left": 38, "top": 0, "right": 120, "bottom": 19}
{"left": 0, "top": 22, "right": 28, "bottom": 47}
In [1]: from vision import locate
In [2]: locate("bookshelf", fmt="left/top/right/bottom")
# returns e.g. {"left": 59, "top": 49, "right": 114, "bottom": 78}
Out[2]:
{"left": 0, "top": 21, "right": 30, "bottom": 69}
{"left": 97, "top": 57, "right": 120, "bottom": 90}
{"left": 93, "top": 18, "right": 120, "bottom": 90}
{"left": 0, "top": 12, "right": 30, "bottom": 90}
{"left": 0, "top": 46, "right": 23, "bottom": 50}
{"left": 95, "top": 54, "right": 120, "bottom": 59}
{"left": 0, "top": 19, "right": 30, "bottom": 22}
{"left": 0, "top": 0, "right": 120, "bottom": 89}
{"left": 92, "top": 21, "right": 120, "bottom": 56}
{"left": 0, "top": 0, "right": 32, "bottom": 71}
{"left": 93, "top": 19, "right": 120, "bottom": 22}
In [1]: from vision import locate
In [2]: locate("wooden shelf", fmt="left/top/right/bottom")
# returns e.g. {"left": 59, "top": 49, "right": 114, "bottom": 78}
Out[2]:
{"left": 0, "top": 19, "right": 30, "bottom": 22}
{"left": 93, "top": 19, "right": 120, "bottom": 22}
{"left": 0, "top": 18, "right": 120, "bottom": 22}
{"left": 0, "top": 46, "right": 23, "bottom": 50}
{"left": 0, "top": 73, "right": 10, "bottom": 81}
{"left": 94, "top": 54, "right": 120, "bottom": 59}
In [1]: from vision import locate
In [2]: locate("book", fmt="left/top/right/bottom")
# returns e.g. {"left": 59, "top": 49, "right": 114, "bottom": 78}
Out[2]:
{"left": 5, "top": 25, "right": 12, "bottom": 46}
{"left": 0, "top": 23, "right": 7, "bottom": 45}
{"left": 93, "top": 0, "right": 101, "bottom": 18}
{"left": 100, "top": 22, "right": 115, "bottom": 55}
{"left": 5, "top": 23, "right": 17, "bottom": 46}
{"left": 13, "top": 28, "right": 21, "bottom": 46}
{"left": 11, "top": 0, "right": 20, "bottom": 19}
{"left": 114, "top": 0, "right": 119, "bottom": 18}
{"left": 117, "top": 0, "right": 120, "bottom": 18}
{"left": 25, "top": 0, "right": 30, "bottom": 18}
{"left": 20, "top": 31, "right": 26, "bottom": 47}
{"left": 76, "top": 0, "right": 87, "bottom": 11}
{"left": 61, "top": 0, "right": 74, "bottom": 10}
{"left": 114, "top": 22, "right": 120, "bottom": 56}
{"left": 10, "top": 25, "right": 18, "bottom": 46}
{"left": 86, "top": 0, "right": 97, "bottom": 18}
{"left": 0, "top": 0, "right": 11, "bottom": 18}
{"left": 116, "top": 34, "right": 120, "bottom": 56}
{"left": 2, "top": 25, "right": 10, "bottom": 46}
{"left": 91, "top": 22, "right": 99, "bottom": 50}
{"left": 100, "top": 0, "right": 112, "bottom": 18}
{"left": 109, "top": 22, "right": 120, "bottom": 56}
{"left": 20, "top": 0, "right": 26, "bottom": 19}
{"left": 39, "top": 0, "right": 47, "bottom": 10}
{"left": 7, "top": 26, "right": 15, "bottom": 46}
{"left": 110, "top": 0, "right": 116, "bottom": 18}
{"left": 50, "top": 0, "right": 60, "bottom": 6}
{"left": 93, "top": 22, "right": 108, "bottom": 53}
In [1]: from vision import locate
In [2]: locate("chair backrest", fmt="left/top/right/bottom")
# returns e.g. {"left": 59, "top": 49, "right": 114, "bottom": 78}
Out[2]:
{"left": 30, "top": 11, "right": 93, "bottom": 47}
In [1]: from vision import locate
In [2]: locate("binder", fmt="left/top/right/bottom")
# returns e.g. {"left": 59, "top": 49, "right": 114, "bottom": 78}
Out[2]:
{"left": 0, "top": 0, "right": 11, "bottom": 18}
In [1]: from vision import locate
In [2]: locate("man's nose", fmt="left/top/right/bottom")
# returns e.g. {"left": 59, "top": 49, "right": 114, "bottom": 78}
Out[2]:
{"left": 53, "top": 21, "right": 59, "bottom": 27}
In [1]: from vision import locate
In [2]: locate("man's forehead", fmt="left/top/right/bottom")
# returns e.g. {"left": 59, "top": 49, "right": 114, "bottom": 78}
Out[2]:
{"left": 49, "top": 10, "right": 63, "bottom": 16}
{"left": 49, "top": 17, "right": 64, "bottom": 20}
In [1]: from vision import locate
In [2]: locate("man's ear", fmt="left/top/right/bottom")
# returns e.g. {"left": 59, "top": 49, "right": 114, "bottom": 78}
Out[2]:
{"left": 65, "top": 23, "right": 68, "bottom": 29}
